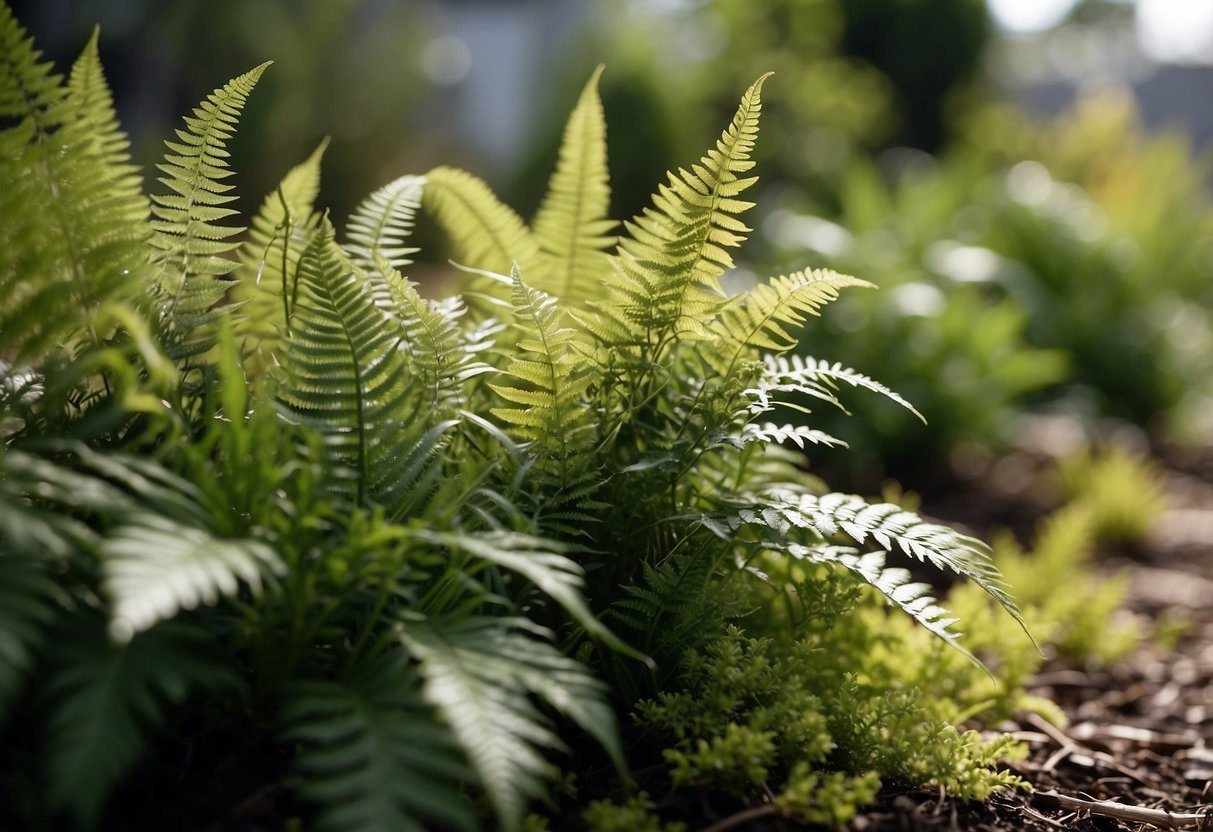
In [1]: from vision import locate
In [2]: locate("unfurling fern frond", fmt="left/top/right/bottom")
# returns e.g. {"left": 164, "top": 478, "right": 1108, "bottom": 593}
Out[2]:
{"left": 399, "top": 616, "right": 622, "bottom": 832}
{"left": 233, "top": 138, "right": 328, "bottom": 372}
{"left": 0, "top": 19, "right": 149, "bottom": 362}
{"left": 489, "top": 267, "right": 601, "bottom": 518}
{"left": 275, "top": 222, "right": 448, "bottom": 509}
{"left": 598, "top": 73, "right": 770, "bottom": 348}
{"left": 43, "top": 620, "right": 236, "bottom": 830}
{"left": 423, "top": 165, "right": 541, "bottom": 305}
{"left": 280, "top": 653, "right": 474, "bottom": 832}
{"left": 149, "top": 62, "right": 269, "bottom": 360}
{"left": 729, "top": 490, "right": 1026, "bottom": 651}
{"left": 747, "top": 353, "right": 924, "bottom": 421}
{"left": 101, "top": 512, "right": 283, "bottom": 642}
{"left": 531, "top": 65, "right": 616, "bottom": 305}
{"left": 705, "top": 269, "right": 871, "bottom": 375}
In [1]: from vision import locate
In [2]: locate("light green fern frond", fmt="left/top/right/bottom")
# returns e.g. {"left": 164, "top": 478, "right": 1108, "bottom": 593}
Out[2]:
{"left": 101, "top": 512, "right": 283, "bottom": 642}
{"left": 489, "top": 267, "right": 601, "bottom": 517}
{"left": 531, "top": 65, "right": 616, "bottom": 305}
{"left": 344, "top": 174, "right": 424, "bottom": 287}
{"left": 276, "top": 222, "right": 447, "bottom": 508}
{"left": 706, "top": 269, "right": 871, "bottom": 376}
{"left": 280, "top": 652, "right": 475, "bottom": 832}
{"left": 730, "top": 490, "right": 1026, "bottom": 648}
{"left": 423, "top": 165, "right": 541, "bottom": 305}
{"left": 601, "top": 73, "right": 769, "bottom": 348}
{"left": 149, "top": 61, "right": 269, "bottom": 360}
{"left": 233, "top": 138, "right": 328, "bottom": 372}
{"left": 399, "top": 615, "right": 621, "bottom": 831}
{"left": 0, "top": 19, "right": 149, "bottom": 361}
{"left": 44, "top": 620, "right": 237, "bottom": 829}
{"left": 747, "top": 353, "right": 924, "bottom": 422}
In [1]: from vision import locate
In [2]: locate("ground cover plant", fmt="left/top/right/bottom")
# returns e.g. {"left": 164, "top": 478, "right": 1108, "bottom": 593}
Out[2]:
{"left": 0, "top": 5, "right": 1155, "bottom": 829}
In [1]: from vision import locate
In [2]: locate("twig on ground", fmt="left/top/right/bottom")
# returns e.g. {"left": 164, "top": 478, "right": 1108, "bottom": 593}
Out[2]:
{"left": 1033, "top": 791, "right": 1211, "bottom": 830}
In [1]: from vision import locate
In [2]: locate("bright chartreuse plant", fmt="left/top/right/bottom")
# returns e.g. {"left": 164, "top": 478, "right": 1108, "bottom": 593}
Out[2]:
{"left": 1, "top": 5, "right": 1034, "bottom": 830}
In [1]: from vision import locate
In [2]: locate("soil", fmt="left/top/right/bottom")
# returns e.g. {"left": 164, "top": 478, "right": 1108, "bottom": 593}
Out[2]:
{"left": 835, "top": 423, "right": 1213, "bottom": 832}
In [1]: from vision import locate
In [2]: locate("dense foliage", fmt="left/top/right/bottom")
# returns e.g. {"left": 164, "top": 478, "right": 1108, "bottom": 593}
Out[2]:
{"left": 0, "top": 6, "right": 1144, "bottom": 830}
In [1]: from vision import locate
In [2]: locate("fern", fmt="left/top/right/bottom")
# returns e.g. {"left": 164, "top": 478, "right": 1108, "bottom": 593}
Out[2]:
{"left": 489, "top": 267, "right": 601, "bottom": 518}
{"left": 281, "top": 652, "right": 475, "bottom": 832}
{"left": 747, "top": 353, "right": 924, "bottom": 421}
{"left": 149, "top": 61, "right": 269, "bottom": 359}
{"left": 344, "top": 173, "right": 424, "bottom": 284}
{"left": 0, "top": 17, "right": 148, "bottom": 362}
{"left": 598, "top": 73, "right": 769, "bottom": 350}
{"left": 0, "top": 555, "right": 55, "bottom": 722}
{"left": 531, "top": 65, "right": 616, "bottom": 305}
{"left": 423, "top": 165, "right": 541, "bottom": 304}
{"left": 43, "top": 619, "right": 237, "bottom": 829}
{"left": 399, "top": 616, "right": 621, "bottom": 831}
{"left": 275, "top": 222, "right": 445, "bottom": 507}
{"left": 101, "top": 511, "right": 283, "bottom": 641}
{"left": 233, "top": 138, "right": 328, "bottom": 372}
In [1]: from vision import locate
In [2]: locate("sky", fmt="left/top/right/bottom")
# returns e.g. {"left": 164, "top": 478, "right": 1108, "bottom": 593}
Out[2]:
{"left": 986, "top": 0, "right": 1213, "bottom": 64}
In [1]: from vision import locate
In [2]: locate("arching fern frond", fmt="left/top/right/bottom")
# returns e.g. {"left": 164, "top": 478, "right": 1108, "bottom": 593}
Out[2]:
{"left": 276, "top": 222, "right": 446, "bottom": 509}
{"left": 423, "top": 165, "right": 540, "bottom": 307}
{"left": 398, "top": 615, "right": 621, "bottom": 832}
{"left": 531, "top": 65, "right": 616, "bottom": 305}
{"left": 0, "top": 20, "right": 149, "bottom": 362}
{"left": 43, "top": 619, "right": 237, "bottom": 830}
{"left": 741, "top": 422, "right": 847, "bottom": 449}
{"left": 344, "top": 173, "right": 425, "bottom": 290}
{"left": 599, "top": 73, "right": 770, "bottom": 348}
{"left": 233, "top": 138, "right": 328, "bottom": 374}
{"left": 489, "top": 267, "right": 601, "bottom": 520}
{"left": 705, "top": 268, "right": 871, "bottom": 375}
{"left": 101, "top": 512, "right": 283, "bottom": 642}
{"left": 747, "top": 353, "right": 924, "bottom": 422}
{"left": 149, "top": 61, "right": 269, "bottom": 361}
{"left": 280, "top": 652, "right": 474, "bottom": 832}
{"left": 729, "top": 490, "right": 1026, "bottom": 645}
{"left": 0, "top": 555, "right": 56, "bottom": 723}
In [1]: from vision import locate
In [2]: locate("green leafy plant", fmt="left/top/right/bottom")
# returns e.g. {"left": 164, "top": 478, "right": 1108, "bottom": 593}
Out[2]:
{"left": 0, "top": 6, "right": 1035, "bottom": 830}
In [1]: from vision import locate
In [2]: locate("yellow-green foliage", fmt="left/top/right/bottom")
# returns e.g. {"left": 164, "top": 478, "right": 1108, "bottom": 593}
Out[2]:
{"left": 1055, "top": 446, "right": 1166, "bottom": 543}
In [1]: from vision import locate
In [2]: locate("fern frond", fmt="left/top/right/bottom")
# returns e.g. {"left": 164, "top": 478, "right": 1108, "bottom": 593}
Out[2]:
{"left": 731, "top": 490, "right": 1025, "bottom": 638}
{"left": 741, "top": 422, "right": 847, "bottom": 449}
{"left": 344, "top": 173, "right": 424, "bottom": 289}
{"left": 531, "top": 66, "right": 616, "bottom": 305}
{"left": 747, "top": 353, "right": 924, "bottom": 421}
{"left": 608, "top": 548, "right": 718, "bottom": 648}
{"left": 0, "top": 555, "right": 56, "bottom": 723}
{"left": 44, "top": 619, "right": 237, "bottom": 829}
{"left": 149, "top": 61, "right": 269, "bottom": 359}
{"left": 489, "top": 267, "right": 600, "bottom": 512}
{"left": 423, "top": 165, "right": 541, "bottom": 305}
{"left": 0, "top": 21, "right": 149, "bottom": 361}
{"left": 600, "top": 73, "right": 770, "bottom": 347}
{"left": 705, "top": 268, "right": 871, "bottom": 375}
{"left": 280, "top": 652, "right": 475, "bottom": 832}
{"left": 399, "top": 615, "right": 621, "bottom": 831}
{"left": 276, "top": 222, "right": 446, "bottom": 508}
{"left": 101, "top": 511, "right": 283, "bottom": 641}
{"left": 233, "top": 138, "right": 328, "bottom": 372}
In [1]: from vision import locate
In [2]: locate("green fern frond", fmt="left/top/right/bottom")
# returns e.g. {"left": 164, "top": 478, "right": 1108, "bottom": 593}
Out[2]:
{"left": 280, "top": 652, "right": 475, "bottom": 832}
{"left": 233, "top": 138, "right": 328, "bottom": 372}
{"left": 149, "top": 61, "right": 269, "bottom": 359}
{"left": 602, "top": 73, "right": 770, "bottom": 347}
{"left": 531, "top": 65, "right": 616, "bottom": 305}
{"left": 101, "top": 511, "right": 283, "bottom": 642}
{"left": 276, "top": 222, "right": 445, "bottom": 508}
{"left": 706, "top": 269, "right": 871, "bottom": 375}
{"left": 44, "top": 619, "right": 237, "bottom": 829}
{"left": 0, "top": 20, "right": 149, "bottom": 361}
{"left": 489, "top": 267, "right": 600, "bottom": 511}
{"left": 731, "top": 490, "right": 1025, "bottom": 639}
{"left": 344, "top": 174, "right": 425, "bottom": 291}
{"left": 423, "top": 165, "right": 541, "bottom": 304}
{"left": 741, "top": 422, "right": 847, "bottom": 449}
{"left": 608, "top": 548, "right": 718, "bottom": 649}
{"left": 399, "top": 616, "right": 621, "bottom": 831}
{"left": 748, "top": 353, "right": 924, "bottom": 421}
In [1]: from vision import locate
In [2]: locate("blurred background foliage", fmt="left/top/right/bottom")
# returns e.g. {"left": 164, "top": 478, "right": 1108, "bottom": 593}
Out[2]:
{"left": 16, "top": 0, "right": 1213, "bottom": 487}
